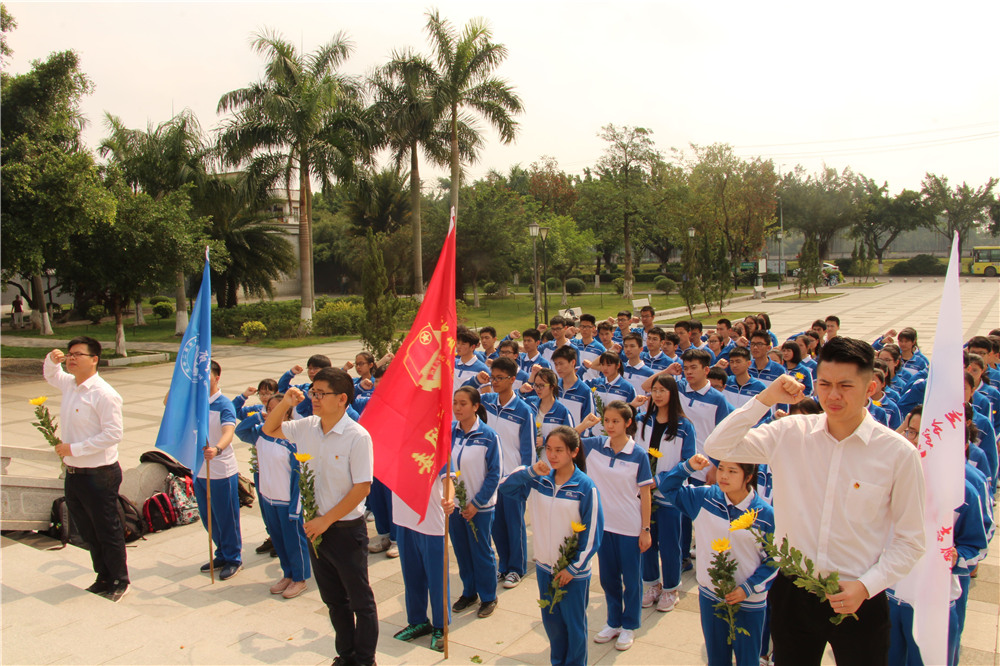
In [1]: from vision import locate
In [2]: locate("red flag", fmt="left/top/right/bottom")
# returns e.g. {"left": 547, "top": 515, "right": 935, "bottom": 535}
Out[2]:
{"left": 359, "top": 209, "right": 456, "bottom": 520}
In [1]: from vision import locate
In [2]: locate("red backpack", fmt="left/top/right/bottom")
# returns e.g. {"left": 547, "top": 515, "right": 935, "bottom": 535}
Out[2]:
{"left": 143, "top": 492, "right": 177, "bottom": 532}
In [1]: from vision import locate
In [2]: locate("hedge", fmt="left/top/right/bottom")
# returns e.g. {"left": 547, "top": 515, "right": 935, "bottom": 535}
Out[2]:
{"left": 888, "top": 254, "right": 947, "bottom": 276}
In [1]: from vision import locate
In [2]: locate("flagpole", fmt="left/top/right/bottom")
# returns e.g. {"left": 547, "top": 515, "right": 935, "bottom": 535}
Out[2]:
{"left": 206, "top": 453, "right": 215, "bottom": 584}
{"left": 442, "top": 446, "right": 452, "bottom": 659}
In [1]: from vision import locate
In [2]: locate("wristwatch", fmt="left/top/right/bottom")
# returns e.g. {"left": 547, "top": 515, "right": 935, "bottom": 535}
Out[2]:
{"left": 642, "top": 526, "right": 651, "bottom": 533}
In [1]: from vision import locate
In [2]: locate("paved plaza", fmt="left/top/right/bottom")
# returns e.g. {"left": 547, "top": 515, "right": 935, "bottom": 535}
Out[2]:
{"left": 2, "top": 280, "right": 998, "bottom": 665}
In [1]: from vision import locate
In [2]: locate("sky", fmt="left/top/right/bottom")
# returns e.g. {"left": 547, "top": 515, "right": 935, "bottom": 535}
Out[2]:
{"left": 5, "top": 1, "right": 999, "bottom": 193}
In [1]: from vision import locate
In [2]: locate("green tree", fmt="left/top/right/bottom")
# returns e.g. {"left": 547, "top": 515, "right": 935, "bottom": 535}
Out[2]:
{"left": 853, "top": 180, "right": 935, "bottom": 274}
{"left": 573, "top": 174, "right": 623, "bottom": 278}
{"left": 1, "top": 4, "right": 16, "bottom": 67}
{"left": 641, "top": 161, "right": 693, "bottom": 271}
{"left": 921, "top": 173, "right": 998, "bottom": 258}
{"left": 359, "top": 230, "right": 399, "bottom": 358}
{"left": 781, "top": 167, "right": 866, "bottom": 260}
{"left": 798, "top": 235, "right": 822, "bottom": 296}
{"left": 679, "top": 234, "right": 701, "bottom": 317}
{"left": 424, "top": 9, "right": 523, "bottom": 221}
{"left": 545, "top": 215, "right": 596, "bottom": 306}
{"left": 218, "top": 29, "right": 371, "bottom": 322}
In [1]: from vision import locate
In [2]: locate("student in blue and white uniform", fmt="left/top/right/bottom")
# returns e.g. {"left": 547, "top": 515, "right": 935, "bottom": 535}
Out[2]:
{"left": 552, "top": 345, "right": 595, "bottom": 432}
{"left": 475, "top": 326, "right": 500, "bottom": 363}
{"left": 195, "top": 360, "right": 242, "bottom": 580}
{"left": 612, "top": 310, "right": 640, "bottom": 344}
{"left": 446, "top": 387, "right": 502, "bottom": 619}
{"left": 757, "top": 313, "right": 779, "bottom": 349}
{"left": 723, "top": 347, "right": 767, "bottom": 411}
{"left": 779, "top": 341, "right": 814, "bottom": 396}
{"left": 572, "top": 314, "right": 607, "bottom": 383}
{"left": 518, "top": 328, "right": 551, "bottom": 377}
{"left": 968, "top": 352, "right": 1000, "bottom": 431}
{"left": 870, "top": 366, "right": 903, "bottom": 430}
{"left": 673, "top": 348, "right": 735, "bottom": 483}
{"left": 455, "top": 328, "right": 490, "bottom": 390}
{"left": 392, "top": 460, "right": 450, "bottom": 652}
{"left": 965, "top": 374, "right": 998, "bottom": 494}
{"left": 481, "top": 357, "right": 536, "bottom": 590}
{"left": 641, "top": 327, "right": 673, "bottom": 372}
{"left": 747, "top": 331, "right": 786, "bottom": 388}
{"left": 538, "top": 316, "right": 577, "bottom": 366}
{"left": 500, "top": 426, "right": 604, "bottom": 666}
{"left": 659, "top": 453, "right": 776, "bottom": 666}
{"left": 793, "top": 336, "right": 818, "bottom": 379}
{"left": 575, "top": 401, "right": 653, "bottom": 652}
{"left": 584, "top": 351, "right": 637, "bottom": 437}
{"left": 278, "top": 354, "right": 332, "bottom": 419}
{"left": 526, "top": 368, "right": 575, "bottom": 463}
{"left": 621, "top": 333, "right": 656, "bottom": 396}
{"left": 232, "top": 378, "right": 278, "bottom": 420}
{"left": 659, "top": 330, "right": 683, "bottom": 367}
{"left": 494, "top": 340, "right": 531, "bottom": 394}
{"left": 633, "top": 375, "right": 696, "bottom": 613}
{"left": 234, "top": 393, "right": 311, "bottom": 598}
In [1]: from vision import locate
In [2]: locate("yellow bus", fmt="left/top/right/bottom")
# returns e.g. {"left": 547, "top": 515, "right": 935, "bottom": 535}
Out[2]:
{"left": 970, "top": 246, "right": 1000, "bottom": 277}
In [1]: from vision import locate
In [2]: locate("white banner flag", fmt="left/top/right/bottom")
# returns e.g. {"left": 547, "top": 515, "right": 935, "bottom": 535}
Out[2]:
{"left": 893, "top": 233, "right": 966, "bottom": 665}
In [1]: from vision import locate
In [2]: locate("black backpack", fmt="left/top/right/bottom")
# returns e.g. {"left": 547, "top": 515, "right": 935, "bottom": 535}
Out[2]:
{"left": 237, "top": 473, "right": 256, "bottom": 508}
{"left": 143, "top": 492, "right": 177, "bottom": 533}
{"left": 48, "top": 497, "right": 88, "bottom": 549}
{"left": 139, "top": 450, "right": 193, "bottom": 477}
{"left": 118, "top": 495, "right": 146, "bottom": 543}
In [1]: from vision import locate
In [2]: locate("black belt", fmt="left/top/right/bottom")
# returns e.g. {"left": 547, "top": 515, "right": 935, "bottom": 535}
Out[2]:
{"left": 332, "top": 516, "right": 365, "bottom": 529}
{"left": 65, "top": 463, "right": 117, "bottom": 475}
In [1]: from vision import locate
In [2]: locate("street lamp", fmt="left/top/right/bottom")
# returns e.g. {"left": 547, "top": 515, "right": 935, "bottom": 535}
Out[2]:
{"left": 777, "top": 224, "right": 784, "bottom": 289}
{"left": 529, "top": 221, "right": 540, "bottom": 328}
{"left": 688, "top": 226, "right": 695, "bottom": 239}
{"left": 540, "top": 226, "right": 550, "bottom": 325}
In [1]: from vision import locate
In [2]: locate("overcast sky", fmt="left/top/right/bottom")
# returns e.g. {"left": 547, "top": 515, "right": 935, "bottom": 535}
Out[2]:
{"left": 6, "top": 1, "right": 999, "bottom": 193}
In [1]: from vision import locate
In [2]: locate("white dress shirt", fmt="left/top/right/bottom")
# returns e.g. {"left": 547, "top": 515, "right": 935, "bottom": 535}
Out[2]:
{"left": 704, "top": 398, "right": 925, "bottom": 598}
{"left": 42, "top": 357, "right": 123, "bottom": 468}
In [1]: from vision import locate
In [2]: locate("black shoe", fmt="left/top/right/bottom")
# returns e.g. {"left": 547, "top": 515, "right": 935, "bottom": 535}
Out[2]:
{"left": 393, "top": 622, "right": 432, "bottom": 641}
{"left": 219, "top": 563, "right": 243, "bottom": 581}
{"left": 452, "top": 594, "right": 478, "bottom": 612}
{"left": 101, "top": 580, "right": 130, "bottom": 603}
{"left": 255, "top": 537, "right": 274, "bottom": 554}
{"left": 270, "top": 549, "right": 279, "bottom": 558}
{"left": 682, "top": 557, "right": 693, "bottom": 572}
{"left": 200, "top": 558, "right": 225, "bottom": 573}
{"left": 477, "top": 598, "right": 498, "bottom": 618}
{"left": 85, "top": 579, "right": 110, "bottom": 595}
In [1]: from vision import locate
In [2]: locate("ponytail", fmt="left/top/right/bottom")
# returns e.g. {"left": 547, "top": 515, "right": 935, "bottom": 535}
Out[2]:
{"left": 546, "top": 426, "right": 586, "bottom": 474}
{"left": 605, "top": 400, "right": 637, "bottom": 437}
{"left": 455, "top": 386, "right": 487, "bottom": 421}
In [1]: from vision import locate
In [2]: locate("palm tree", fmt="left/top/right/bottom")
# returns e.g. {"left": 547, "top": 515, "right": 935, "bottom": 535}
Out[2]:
{"left": 369, "top": 50, "right": 481, "bottom": 296}
{"left": 424, "top": 10, "right": 524, "bottom": 219}
{"left": 217, "top": 29, "right": 371, "bottom": 322}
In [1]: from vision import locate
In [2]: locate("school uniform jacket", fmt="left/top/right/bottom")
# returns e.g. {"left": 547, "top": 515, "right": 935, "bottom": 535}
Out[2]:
{"left": 451, "top": 419, "right": 503, "bottom": 511}
{"left": 481, "top": 392, "right": 536, "bottom": 477}
{"left": 634, "top": 413, "right": 697, "bottom": 507}
{"left": 580, "top": 436, "right": 653, "bottom": 537}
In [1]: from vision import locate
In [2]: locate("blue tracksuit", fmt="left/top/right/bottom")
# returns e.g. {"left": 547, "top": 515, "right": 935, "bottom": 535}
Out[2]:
{"left": 585, "top": 374, "right": 637, "bottom": 437}
{"left": 394, "top": 470, "right": 450, "bottom": 630}
{"left": 501, "top": 465, "right": 603, "bottom": 666}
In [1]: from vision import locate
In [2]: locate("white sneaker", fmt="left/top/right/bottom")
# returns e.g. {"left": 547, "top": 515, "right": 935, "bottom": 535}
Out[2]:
{"left": 615, "top": 629, "right": 635, "bottom": 651}
{"left": 502, "top": 571, "right": 521, "bottom": 588}
{"left": 364, "top": 510, "right": 375, "bottom": 523}
{"left": 657, "top": 588, "right": 677, "bottom": 612}
{"left": 385, "top": 542, "right": 399, "bottom": 558}
{"left": 594, "top": 625, "right": 621, "bottom": 644}
{"left": 641, "top": 582, "right": 662, "bottom": 608}
{"left": 368, "top": 534, "right": 390, "bottom": 553}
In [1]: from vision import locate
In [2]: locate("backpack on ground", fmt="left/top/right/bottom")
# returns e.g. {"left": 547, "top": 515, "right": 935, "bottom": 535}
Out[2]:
{"left": 138, "top": 450, "right": 192, "bottom": 478}
{"left": 237, "top": 473, "right": 255, "bottom": 508}
{"left": 118, "top": 494, "right": 146, "bottom": 543}
{"left": 47, "top": 497, "right": 88, "bottom": 549}
{"left": 164, "top": 473, "right": 200, "bottom": 525}
{"left": 143, "top": 492, "right": 177, "bottom": 533}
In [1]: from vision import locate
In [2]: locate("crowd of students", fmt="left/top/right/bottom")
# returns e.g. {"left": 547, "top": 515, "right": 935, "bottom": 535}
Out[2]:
{"left": 193, "top": 306, "right": 999, "bottom": 666}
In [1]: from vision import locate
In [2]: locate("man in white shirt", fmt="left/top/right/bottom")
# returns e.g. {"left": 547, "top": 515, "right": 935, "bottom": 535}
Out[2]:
{"left": 44, "top": 337, "right": 128, "bottom": 602}
{"left": 704, "top": 337, "right": 925, "bottom": 665}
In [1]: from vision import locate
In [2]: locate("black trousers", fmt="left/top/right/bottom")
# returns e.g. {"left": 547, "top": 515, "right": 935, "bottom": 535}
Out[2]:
{"left": 769, "top": 571, "right": 889, "bottom": 666}
{"left": 64, "top": 463, "right": 129, "bottom": 584}
{"left": 309, "top": 518, "right": 378, "bottom": 665}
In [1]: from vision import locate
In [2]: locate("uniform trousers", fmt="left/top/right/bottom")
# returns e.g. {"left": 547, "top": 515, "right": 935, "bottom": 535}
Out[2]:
{"left": 64, "top": 463, "right": 128, "bottom": 583}
{"left": 193, "top": 474, "right": 242, "bottom": 565}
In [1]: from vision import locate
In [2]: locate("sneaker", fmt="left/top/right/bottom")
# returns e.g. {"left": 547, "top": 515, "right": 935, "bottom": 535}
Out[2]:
{"left": 270, "top": 577, "right": 292, "bottom": 595}
{"left": 255, "top": 537, "right": 274, "bottom": 554}
{"left": 200, "top": 558, "right": 225, "bottom": 573}
{"left": 657, "top": 588, "right": 677, "bottom": 612}
{"left": 85, "top": 579, "right": 110, "bottom": 595}
{"left": 594, "top": 625, "right": 621, "bottom": 644}
{"left": 385, "top": 542, "right": 399, "bottom": 558}
{"left": 497, "top": 570, "right": 504, "bottom": 584}
{"left": 270, "top": 550, "right": 278, "bottom": 558}
{"left": 477, "top": 598, "right": 498, "bottom": 618}
{"left": 393, "top": 622, "right": 432, "bottom": 642}
{"left": 282, "top": 580, "right": 307, "bottom": 599}
{"left": 615, "top": 629, "right": 635, "bottom": 651}
{"left": 642, "top": 582, "right": 662, "bottom": 608}
{"left": 502, "top": 572, "right": 521, "bottom": 589}
{"left": 219, "top": 563, "right": 243, "bottom": 581}
{"left": 430, "top": 628, "right": 445, "bottom": 652}
{"left": 682, "top": 557, "right": 693, "bottom": 572}
{"left": 101, "top": 580, "right": 130, "bottom": 603}
{"left": 452, "top": 594, "right": 478, "bottom": 612}
{"left": 364, "top": 510, "right": 375, "bottom": 523}
{"left": 368, "top": 534, "right": 390, "bottom": 554}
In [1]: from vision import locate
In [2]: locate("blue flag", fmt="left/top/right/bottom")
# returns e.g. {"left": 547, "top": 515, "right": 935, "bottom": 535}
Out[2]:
{"left": 155, "top": 251, "right": 212, "bottom": 475}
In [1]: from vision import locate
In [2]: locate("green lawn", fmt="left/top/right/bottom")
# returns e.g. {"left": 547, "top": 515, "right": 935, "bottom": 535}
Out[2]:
{"left": 1, "top": 345, "right": 49, "bottom": 359}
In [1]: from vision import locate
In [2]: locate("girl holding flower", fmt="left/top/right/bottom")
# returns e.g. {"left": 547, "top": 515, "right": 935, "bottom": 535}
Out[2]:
{"left": 634, "top": 375, "right": 696, "bottom": 613}
{"left": 499, "top": 426, "right": 603, "bottom": 666}
{"left": 658, "top": 453, "right": 775, "bottom": 666}
{"left": 583, "top": 351, "right": 637, "bottom": 437}
{"left": 780, "top": 341, "right": 814, "bottom": 396}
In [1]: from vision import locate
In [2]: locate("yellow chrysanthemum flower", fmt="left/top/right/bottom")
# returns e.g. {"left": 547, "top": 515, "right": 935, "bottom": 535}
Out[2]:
{"left": 571, "top": 521, "right": 586, "bottom": 533}
{"left": 454, "top": 470, "right": 461, "bottom": 477}
{"left": 293, "top": 453, "right": 313, "bottom": 463}
{"left": 729, "top": 508, "right": 759, "bottom": 532}
{"left": 872, "top": 400, "right": 882, "bottom": 407}
{"left": 246, "top": 411, "right": 259, "bottom": 417}
{"left": 648, "top": 447, "right": 663, "bottom": 459}
{"left": 29, "top": 396, "right": 48, "bottom": 406}
{"left": 591, "top": 387, "right": 598, "bottom": 393}
{"left": 711, "top": 538, "right": 731, "bottom": 553}
{"left": 794, "top": 372, "right": 805, "bottom": 381}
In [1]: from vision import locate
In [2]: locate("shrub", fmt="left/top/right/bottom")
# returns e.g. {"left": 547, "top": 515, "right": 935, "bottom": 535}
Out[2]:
{"left": 148, "top": 295, "right": 172, "bottom": 306}
{"left": 314, "top": 300, "right": 365, "bottom": 336}
{"left": 86, "top": 304, "right": 105, "bottom": 324}
{"left": 654, "top": 276, "right": 676, "bottom": 295}
{"left": 888, "top": 254, "right": 947, "bottom": 276}
{"left": 565, "top": 278, "right": 586, "bottom": 296}
{"left": 395, "top": 297, "right": 421, "bottom": 329}
{"left": 240, "top": 320, "right": 267, "bottom": 341}
{"left": 836, "top": 257, "right": 855, "bottom": 276}
{"left": 152, "top": 301, "right": 175, "bottom": 320}
{"left": 212, "top": 300, "right": 304, "bottom": 338}
{"left": 483, "top": 281, "right": 499, "bottom": 296}
{"left": 612, "top": 277, "right": 625, "bottom": 295}
{"left": 545, "top": 277, "right": 561, "bottom": 292}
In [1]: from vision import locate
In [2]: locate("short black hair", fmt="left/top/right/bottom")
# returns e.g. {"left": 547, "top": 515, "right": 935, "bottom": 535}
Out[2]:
{"left": 307, "top": 354, "right": 332, "bottom": 369}
{"left": 258, "top": 378, "right": 278, "bottom": 393}
{"left": 499, "top": 339, "right": 520, "bottom": 354}
{"left": 825, "top": 315, "right": 840, "bottom": 326}
{"left": 717, "top": 318, "right": 732, "bottom": 328}
{"left": 674, "top": 320, "right": 691, "bottom": 332}
{"left": 707, "top": 367, "right": 728, "bottom": 383}
{"left": 211, "top": 360, "right": 222, "bottom": 377}
{"left": 597, "top": 321, "right": 614, "bottom": 333}
{"left": 549, "top": 315, "right": 568, "bottom": 328}
{"left": 647, "top": 326, "right": 666, "bottom": 341}
{"left": 456, "top": 328, "right": 480, "bottom": 346}
{"left": 522, "top": 328, "right": 541, "bottom": 343}
{"left": 622, "top": 332, "right": 643, "bottom": 347}
{"left": 67, "top": 335, "right": 101, "bottom": 359}
{"left": 728, "top": 346, "right": 751, "bottom": 361}
{"left": 617, "top": 310, "right": 632, "bottom": 319}
{"left": 750, "top": 330, "right": 771, "bottom": 343}
{"left": 552, "top": 345, "right": 578, "bottom": 363}
{"left": 898, "top": 327, "right": 917, "bottom": 343}
{"left": 640, "top": 305, "right": 655, "bottom": 316}
{"left": 816, "top": 337, "right": 874, "bottom": 374}
{"left": 491, "top": 357, "right": 518, "bottom": 377}
{"left": 689, "top": 319, "right": 703, "bottom": 333}
{"left": 312, "top": 367, "right": 354, "bottom": 402}
{"left": 967, "top": 335, "right": 991, "bottom": 353}
{"left": 681, "top": 348, "right": 711, "bottom": 368}
{"left": 812, "top": 319, "right": 827, "bottom": 330}
{"left": 663, "top": 331, "right": 680, "bottom": 345}
{"left": 579, "top": 314, "right": 596, "bottom": 326}
{"left": 479, "top": 326, "right": 497, "bottom": 338}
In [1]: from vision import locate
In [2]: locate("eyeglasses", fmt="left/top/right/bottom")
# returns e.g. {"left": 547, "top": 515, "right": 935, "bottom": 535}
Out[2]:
{"left": 532, "top": 382, "right": 550, "bottom": 389}
{"left": 66, "top": 352, "right": 96, "bottom": 359}
{"left": 308, "top": 389, "right": 339, "bottom": 400}
{"left": 490, "top": 375, "right": 511, "bottom": 383}
{"left": 903, "top": 428, "right": 919, "bottom": 438}
{"left": 750, "top": 342, "right": 769, "bottom": 348}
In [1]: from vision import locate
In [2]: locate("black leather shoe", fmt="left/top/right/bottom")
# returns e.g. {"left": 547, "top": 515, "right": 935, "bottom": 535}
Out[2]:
{"left": 477, "top": 598, "right": 498, "bottom": 618}
{"left": 452, "top": 594, "right": 478, "bottom": 612}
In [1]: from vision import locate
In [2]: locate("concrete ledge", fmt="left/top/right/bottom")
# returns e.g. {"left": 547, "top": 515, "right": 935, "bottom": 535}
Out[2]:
{"left": 1, "top": 474, "right": 63, "bottom": 530}
{"left": 101, "top": 352, "right": 169, "bottom": 367}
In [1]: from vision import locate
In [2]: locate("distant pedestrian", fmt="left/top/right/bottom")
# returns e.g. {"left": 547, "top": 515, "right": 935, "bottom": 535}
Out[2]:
{"left": 11, "top": 294, "right": 24, "bottom": 329}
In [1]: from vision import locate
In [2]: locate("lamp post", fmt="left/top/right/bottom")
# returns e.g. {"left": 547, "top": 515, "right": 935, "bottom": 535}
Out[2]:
{"left": 529, "top": 221, "right": 540, "bottom": 328}
{"left": 685, "top": 225, "right": 695, "bottom": 279}
{"left": 777, "top": 196, "right": 784, "bottom": 288}
{"left": 540, "top": 226, "right": 551, "bottom": 324}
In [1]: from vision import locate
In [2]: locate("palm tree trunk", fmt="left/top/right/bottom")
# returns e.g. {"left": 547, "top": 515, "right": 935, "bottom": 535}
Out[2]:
{"left": 298, "top": 158, "right": 314, "bottom": 321}
{"left": 410, "top": 143, "right": 424, "bottom": 299}
{"left": 31, "top": 274, "right": 53, "bottom": 335}
{"left": 174, "top": 271, "right": 188, "bottom": 335}
{"left": 449, "top": 107, "right": 460, "bottom": 220}
{"left": 227, "top": 278, "right": 238, "bottom": 308}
